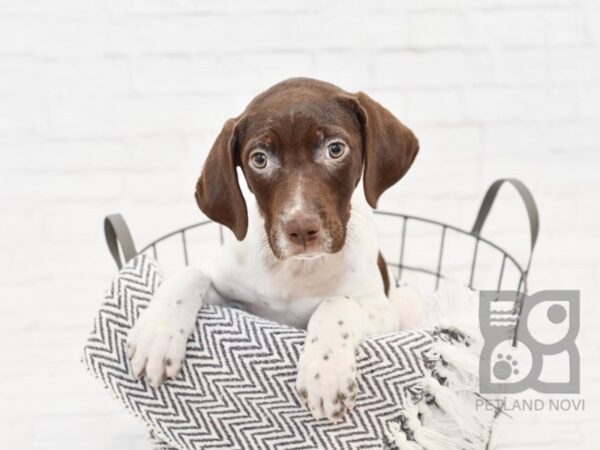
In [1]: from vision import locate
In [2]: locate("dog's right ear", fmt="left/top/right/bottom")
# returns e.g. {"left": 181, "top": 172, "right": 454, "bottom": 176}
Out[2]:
{"left": 195, "top": 118, "right": 248, "bottom": 240}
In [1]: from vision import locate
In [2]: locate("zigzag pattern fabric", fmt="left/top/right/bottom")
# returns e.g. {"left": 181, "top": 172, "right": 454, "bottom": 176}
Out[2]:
{"left": 83, "top": 255, "right": 436, "bottom": 449}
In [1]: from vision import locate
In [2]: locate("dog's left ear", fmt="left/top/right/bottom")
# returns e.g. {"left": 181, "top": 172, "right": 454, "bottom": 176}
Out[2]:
{"left": 344, "top": 92, "right": 419, "bottom": 208}
{"left": 195, "top": 118, "right": 248, "bottom": 240}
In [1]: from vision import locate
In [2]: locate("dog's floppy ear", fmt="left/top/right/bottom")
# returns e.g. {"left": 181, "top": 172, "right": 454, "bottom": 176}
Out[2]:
{"left": 195, "top": 118, "right": 248, "bottom": 240}
{"left": 349, "top": 92, "right": 419, "bottom": 208}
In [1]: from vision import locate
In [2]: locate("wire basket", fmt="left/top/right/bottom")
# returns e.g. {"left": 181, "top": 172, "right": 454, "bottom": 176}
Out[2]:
{"left": 104, "top": 178, "right": 538, "bottom": 342}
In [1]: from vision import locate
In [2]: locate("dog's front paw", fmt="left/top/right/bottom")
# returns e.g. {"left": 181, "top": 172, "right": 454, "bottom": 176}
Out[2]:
{"left": 126, "top": 307, "right": 191, "bottom": 388}
{"left": 296, "top": 341, "right": 358, "bottom": 421}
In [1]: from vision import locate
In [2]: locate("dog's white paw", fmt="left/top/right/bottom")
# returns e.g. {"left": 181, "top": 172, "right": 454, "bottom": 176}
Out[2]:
{"left": 126, "top": 268, "right": 211, "bottom": 388}
{"left": 126, "top": 307, "right": 190, "bottom": 388}
{"left": 296, "top": 339, "right": 358, "bottom": 421}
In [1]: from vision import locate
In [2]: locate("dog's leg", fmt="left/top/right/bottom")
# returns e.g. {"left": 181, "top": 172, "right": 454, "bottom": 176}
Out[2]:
{"left": 126, "top": 267, "right": 212, "bottom": 388}
{"left": 296, "top": 295, "right": 399, "bottom": 421}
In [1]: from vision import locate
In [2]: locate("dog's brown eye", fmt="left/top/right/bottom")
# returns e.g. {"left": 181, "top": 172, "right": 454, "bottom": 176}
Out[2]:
{"left": 250, "top": 151, "right": 268, "bottom": 169}
{"left": 327, "top": 142, "right": 346, "bottom": 159}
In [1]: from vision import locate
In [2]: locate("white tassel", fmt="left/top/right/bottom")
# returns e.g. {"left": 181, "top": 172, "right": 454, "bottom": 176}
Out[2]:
{"left": 404, "top": 405, "right": 458, "bottom": 450}
{"left": 387, "top": 422, "right": 423, "bottom": 450}
{"left": 436, "top": 342, "right": 479, "bottom": 378}
{"left": 417, "top": 398, "right": 460, "bottom": 436}
{"left": 433, "top": 365, "right": 473, "bottom": 391}
{"left": 438, "top": 320, "right": 483, "bottom": 348}
{"left": 424, "top": 376, "right": 481, "bottom": 439}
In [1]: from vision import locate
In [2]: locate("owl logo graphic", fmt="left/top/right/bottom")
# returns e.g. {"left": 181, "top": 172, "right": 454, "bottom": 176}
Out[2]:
{"left": 479, "top": 290, "right": 580, "bottom": 394}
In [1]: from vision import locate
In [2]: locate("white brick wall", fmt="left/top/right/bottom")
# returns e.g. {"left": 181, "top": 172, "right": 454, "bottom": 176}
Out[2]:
{"left": 1, "top": 0, "right": 599, "bottom": 448}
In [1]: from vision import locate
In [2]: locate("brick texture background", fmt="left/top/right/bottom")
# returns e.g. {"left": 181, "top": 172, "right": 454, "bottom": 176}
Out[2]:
{"left": 1, "top": 0, "right": 599, "bottom": 448}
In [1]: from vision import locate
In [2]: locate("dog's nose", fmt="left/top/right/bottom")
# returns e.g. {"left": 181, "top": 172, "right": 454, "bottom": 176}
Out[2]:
{"left": 284, "top": 215, "right": 321, "bottom": 247}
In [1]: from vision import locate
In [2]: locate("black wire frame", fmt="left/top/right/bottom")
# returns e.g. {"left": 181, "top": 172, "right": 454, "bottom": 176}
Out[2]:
{"left": 138, "top": 210, "right": 529, "bottom": 341}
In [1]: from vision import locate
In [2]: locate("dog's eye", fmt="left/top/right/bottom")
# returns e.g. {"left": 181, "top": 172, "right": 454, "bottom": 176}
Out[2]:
{"left": 327, "top": 142, "right": 346, "bottom": 159}
{"left": 250, "top": 151, "right": 268, "bottom": 169}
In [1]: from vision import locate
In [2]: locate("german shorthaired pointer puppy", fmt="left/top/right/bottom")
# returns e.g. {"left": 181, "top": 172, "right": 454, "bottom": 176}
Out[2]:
{"left": 127, "top": 78, "right": 422, "bottom": 421}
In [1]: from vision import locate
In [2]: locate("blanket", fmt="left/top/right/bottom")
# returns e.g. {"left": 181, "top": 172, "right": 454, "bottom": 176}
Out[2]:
{"left": 83, "top": 255, "right": 497, "bottom": 450}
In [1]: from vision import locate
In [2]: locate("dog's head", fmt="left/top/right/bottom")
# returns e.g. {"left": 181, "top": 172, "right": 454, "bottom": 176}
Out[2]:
{"left": 195, "top": 78, "right": 419, "bottom": 260}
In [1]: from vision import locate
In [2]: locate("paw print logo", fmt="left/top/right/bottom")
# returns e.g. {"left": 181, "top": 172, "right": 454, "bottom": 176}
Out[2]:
{"left": 480, "top": 290, "right": 580, "bottom": 394}
{"left": 487, "top": 340, "right": 532, "bottom": 386}
{"left": 493, "top": 353, "right": 519, "bottom": 381}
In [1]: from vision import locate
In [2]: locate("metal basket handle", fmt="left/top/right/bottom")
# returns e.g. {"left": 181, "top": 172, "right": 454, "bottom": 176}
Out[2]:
{"left": 471, "top": 178, "right": 539, "bottom": 272}
{"left": 104, "top": 214, "right": 137, "bottom": 269}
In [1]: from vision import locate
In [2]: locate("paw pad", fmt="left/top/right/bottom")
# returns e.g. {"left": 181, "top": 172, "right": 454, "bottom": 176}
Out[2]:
{"left": 493, "top": 353, "right": 519, "bottom": 380}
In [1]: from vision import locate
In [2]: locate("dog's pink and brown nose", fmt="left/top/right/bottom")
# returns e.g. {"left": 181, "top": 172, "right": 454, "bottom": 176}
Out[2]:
{"left": 284, "top": 215, "right": 321, "bottom": 247}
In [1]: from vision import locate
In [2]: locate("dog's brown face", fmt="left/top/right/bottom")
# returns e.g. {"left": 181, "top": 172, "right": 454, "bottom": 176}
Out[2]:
{"left": 195, "top": 78, "right": 419, "bottom": 260}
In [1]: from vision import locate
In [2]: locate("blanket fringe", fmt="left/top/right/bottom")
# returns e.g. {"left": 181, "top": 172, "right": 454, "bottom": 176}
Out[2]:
{"left": 389, "top": 327, "right": 498, "bottom": 450}
{"left": 387, "top": 422, "right": 423, "bottom": 450}
{"left": 436, "top": 342, "right": 479, "bottom": 378}
{"left": 405, "top": 405, "right": 458, "bottom": 450}
{"left": 424, "top": 376, "right": 479, "bottom": 434}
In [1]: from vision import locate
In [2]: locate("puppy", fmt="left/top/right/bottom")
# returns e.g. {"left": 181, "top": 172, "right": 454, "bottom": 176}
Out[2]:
{"left": 127, "top": 78, "right": 420, "bottom": 421}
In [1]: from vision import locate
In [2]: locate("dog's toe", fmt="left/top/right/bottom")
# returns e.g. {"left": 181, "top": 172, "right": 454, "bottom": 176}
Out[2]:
{"left": 127, "top": 312, "right": 189, "bottom": 386}
{"left": 296, "top": 340, "right": 357, "bottom": 421}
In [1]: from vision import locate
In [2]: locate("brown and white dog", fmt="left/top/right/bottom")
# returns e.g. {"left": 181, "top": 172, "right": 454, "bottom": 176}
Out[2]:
{"left": 127, "top": 78, "right": 423, "bottom": 421}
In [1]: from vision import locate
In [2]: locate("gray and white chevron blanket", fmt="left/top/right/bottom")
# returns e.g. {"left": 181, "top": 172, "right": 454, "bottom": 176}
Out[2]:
{"left": 83, "top": 255, "right": 497, "bottom": 450}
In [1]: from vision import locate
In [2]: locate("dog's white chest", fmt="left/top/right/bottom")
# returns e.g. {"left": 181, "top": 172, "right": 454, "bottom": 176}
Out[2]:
{"left": 203, "top": 198, "right": 384, "bottom": 329}
{"left": 209, "top": 253, "right": 350, "bottom": 328}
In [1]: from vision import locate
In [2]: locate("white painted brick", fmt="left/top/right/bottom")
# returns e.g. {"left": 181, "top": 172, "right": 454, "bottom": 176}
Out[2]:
{"left": 494, "top": 50, "right": 549, "bottom": 84}
{"left": 373, "top": 50, "right": 492, "bottom": 87}
{"left": 46, "top": 57, "right": 131, "bottom": 95}
{"left": 1, "top": 137, "right": 128, "bottom": 171}
{"left": 314, "top": 51, "right": 372, "bottom": 91}
{"left": 0, "top": 95, "right": 48, "bottom": 133}
{"left": 547, "top": 48, "right": 600, "bottom": 83}
{"left": 415, "top": 124, "right": 483, "bottom": 163}
{"left": 48, "top": 97, "right": 117, "bottom": 138}
{"left": 0, "top": 58, "right": 48, "bottom": 95}
{"left": 469, "top": 9, "right": 547, "bottom": 46}
{"left": 544, "top": 7, "right": 587, "bottom": 45}
{"left": 404, "top": 88, "right": 464, "bottom": 124}
{"left": 0, "top": 17, "right": 51, "bottom": 55}
{"left": 113, "top": 93, "right": 234, "bottom": 135}
{"left": 111, "top": 16, "right": 228, "bottom": 55}
{"left": 587, "top": 2, "right": 600, "bottom": 44}
{"left": 465, "top": 86, "right": 578, "bottom": 121}
{"left": 0, "top": 173, "right": 124, "bottom": 202}
{"left": 408, "top": 10, "right": 468, "bottom": 48}
{"left": 225, "top": 12, "right": 411, "bottom": 51}
{"left": 44, "top": 18, "right": 118, "bottom": 58}
{"left": 129, "top": 135, "right": 190, "bottom": 169}
{"left": 540, "top": 120, "right": 600, "bottom": 152}
{"left": 218, "top": 52, "right": 315, "bottom": 91}
{"left": 579, "top": 87, "right": 600, "bottom": 119}
{"left": 482, "top": 123, "right": 541, "bottom": 155}
{"left": 131, "top": 55, "right": 210, "bottom": 93}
